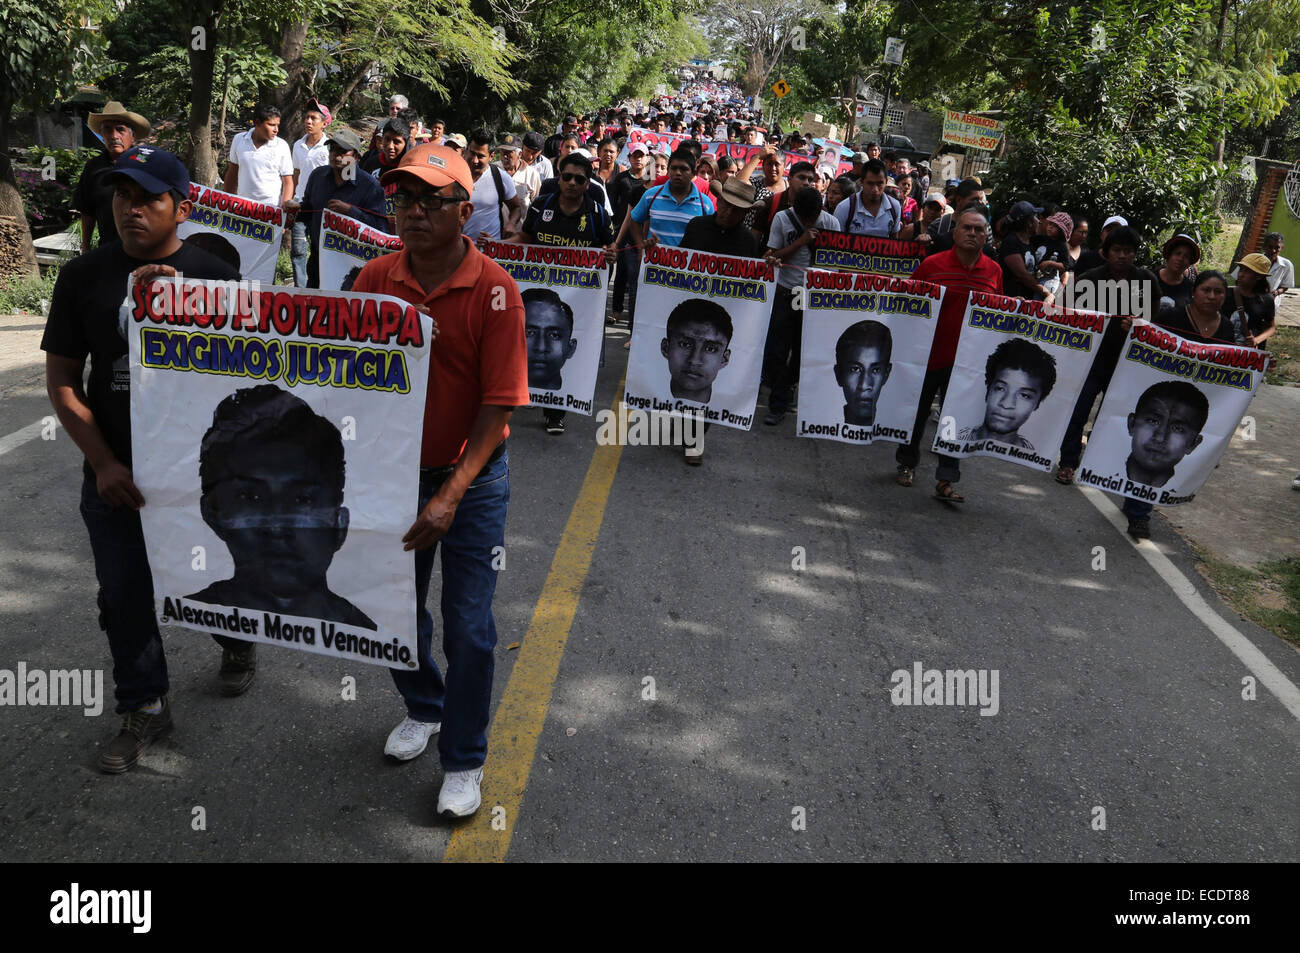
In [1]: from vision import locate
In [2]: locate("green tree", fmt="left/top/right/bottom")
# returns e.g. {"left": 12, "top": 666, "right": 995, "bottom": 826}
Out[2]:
{"left": 0, "top": 1, "right": 96, "bottom": 278}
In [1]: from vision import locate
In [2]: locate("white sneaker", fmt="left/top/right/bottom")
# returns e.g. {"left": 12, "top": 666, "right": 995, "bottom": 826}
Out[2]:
{"left": 384, "top": 717, "right": 440, "bottom": 761}
{"left": 437, "top": 768, "right": 484, "bottom": 818}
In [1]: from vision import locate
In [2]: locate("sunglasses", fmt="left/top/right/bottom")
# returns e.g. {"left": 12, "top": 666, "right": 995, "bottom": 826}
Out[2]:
{"left": 392, "top": 190, "right": 461, "bottom": 211}
{"left": 560, "top": 172, "right": 588, "bottom": 184}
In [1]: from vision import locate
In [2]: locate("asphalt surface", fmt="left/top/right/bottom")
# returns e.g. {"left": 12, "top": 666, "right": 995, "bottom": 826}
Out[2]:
{"left": 1, "top": 311, "right": 1297, "bottom": 862}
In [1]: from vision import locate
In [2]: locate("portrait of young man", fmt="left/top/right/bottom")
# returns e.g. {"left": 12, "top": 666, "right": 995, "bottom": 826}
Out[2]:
{"left": 660, "top": 298, "right": 733, "bottom": 404}
{"left": 186, "top": 384, "right": 376, "bottom": 630}
{"left": 1124, "top": 381, "right": 1209, "bottom": 488}
{"left": 834, "top": 320, "right": 893, "bottom": 427}
{"left": 523, "top": 288, "right": 578, "bottom": 392}
{"left": 958, "top": 338, "right": 1057, "bottom": 450}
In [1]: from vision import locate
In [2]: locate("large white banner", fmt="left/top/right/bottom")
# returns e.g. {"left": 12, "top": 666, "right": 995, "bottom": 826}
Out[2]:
{"left": 177, "top": 182, "right": 284, "bottom": 284}
{"left": 625, "top": 245, "right": 776, "bottom": 430}
{"left": 486, "top": 240, "right": 608, "bottom": 417}
{"left": 317, "top": 210, "right": 403, "bottom": 291}
{"left": 1076, "top": 324, "right": 1266, "bottom": 505}
{"left": 796, "top": 270, "right": 944, "bottom": 445}
{"left": 933, "top": 293, "right": 1107, "bottom": 472}
{"left": 126, "top": 277, "right": 433, "bottom": 670}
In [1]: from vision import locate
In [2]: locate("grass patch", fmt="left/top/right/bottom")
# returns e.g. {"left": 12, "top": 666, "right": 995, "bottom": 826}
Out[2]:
{"left": 1194, "top": 547, "right": 1300, "bottom": 646}
{"left": 1203, "top": 220, "right": 1243, "bottom": 273}
{"left": 274, "top": 249, "right": 293, "bottom": 285}
{"left": 1265, "top": 325, "right": 1299, "bottom": 386}
{"left": 0, "top": 269, "right": 59, "bottom": 316}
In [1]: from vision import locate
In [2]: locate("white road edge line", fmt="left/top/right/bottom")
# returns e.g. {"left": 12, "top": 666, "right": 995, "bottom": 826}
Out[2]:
{"left": 1080, "top": 485, "right": 1300, "bottom": 723}
{"left": 0, "top": 418, "right": 55, "bottom": 457}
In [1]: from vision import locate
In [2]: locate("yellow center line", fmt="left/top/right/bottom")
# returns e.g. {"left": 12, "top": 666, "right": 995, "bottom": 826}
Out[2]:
{"left": 443, "top": 372, "right": 627, "bottom": 862}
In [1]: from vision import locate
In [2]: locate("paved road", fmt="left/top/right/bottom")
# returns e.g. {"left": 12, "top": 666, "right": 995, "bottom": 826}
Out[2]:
{"left": 1, "top": 312, "right": 1297, "bottom": 862}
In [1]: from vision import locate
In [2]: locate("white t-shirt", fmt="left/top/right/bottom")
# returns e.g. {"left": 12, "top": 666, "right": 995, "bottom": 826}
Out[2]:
{"left": 291, "top": 134, "right": 330, "bottom": 201}
{"left": 229, "top": 130, "right": 293, "bottom": 204}
{"left": 463, "top": 166, "right": 518, "bottom": 240}
{"left": 768, "top": 208, "right": 841, "bottom": 289}
{"left": 509, "top": 162, "right": 542, "bottom": 211}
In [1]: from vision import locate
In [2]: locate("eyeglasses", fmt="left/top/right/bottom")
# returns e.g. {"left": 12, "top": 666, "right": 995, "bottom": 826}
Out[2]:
{"left": 391, "top": 190, "right": 461, "bottom": 211}
{"left": 560, "top": 172, "right": 588, "bottom": 184}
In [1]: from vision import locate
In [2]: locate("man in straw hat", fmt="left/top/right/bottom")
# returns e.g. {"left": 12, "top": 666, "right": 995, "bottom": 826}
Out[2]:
{"left": 74, "top": 102, "right": 152, "bottom": 254}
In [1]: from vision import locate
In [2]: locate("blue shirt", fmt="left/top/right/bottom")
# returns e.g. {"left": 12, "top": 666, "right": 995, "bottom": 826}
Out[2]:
{"left": 833, "top": 193, "right": 900, "bottom": 238}
{"left": 301, "top": 164, "right": 390, "bottom": 239}
{"left": 630, "top": 182, "right": 716, "bottom": 248}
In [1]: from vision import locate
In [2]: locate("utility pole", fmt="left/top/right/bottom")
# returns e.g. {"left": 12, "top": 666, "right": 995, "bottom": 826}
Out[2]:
{"left": 877, "top": 37, "right": 904, "bottom": 143}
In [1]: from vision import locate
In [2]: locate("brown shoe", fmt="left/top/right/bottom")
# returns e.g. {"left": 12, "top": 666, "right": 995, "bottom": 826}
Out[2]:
{"left": 99, "top": 697, "right": 173, "bottom": 774}
{"left": 218, "top": 643, "right": 257, "bottom": 697}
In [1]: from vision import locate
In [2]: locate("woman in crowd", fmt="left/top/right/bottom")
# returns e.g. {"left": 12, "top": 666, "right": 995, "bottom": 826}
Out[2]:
{"left": 1156, "top": 233, "right": 1199, "bottom": 313}
{"left": 1157, "top": 270, "right": 1234, "bottom": 343}
{"left": 1224, "top": 254, "right": 1278, "bottom": 348}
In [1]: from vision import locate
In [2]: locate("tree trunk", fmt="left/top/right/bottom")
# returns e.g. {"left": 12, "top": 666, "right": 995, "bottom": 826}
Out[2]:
{"left": 331, "top": 63, "right": 376, "bottom": 119}
{"left": 1213, "top": 0, "right": 1230, "bottom": 164}
{"left": 0, "top": 104, "right": 40, "bottom": 281}
{"left": 187, "top": 8, "right": 222, "bottom": 186}
{"left": 273, "top": 20, "right": 312, "bottom": 142}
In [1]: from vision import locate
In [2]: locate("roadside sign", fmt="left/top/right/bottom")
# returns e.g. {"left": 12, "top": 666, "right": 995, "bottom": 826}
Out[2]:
{"left": 771, "top": 78, "right": 791, "bottom": 99}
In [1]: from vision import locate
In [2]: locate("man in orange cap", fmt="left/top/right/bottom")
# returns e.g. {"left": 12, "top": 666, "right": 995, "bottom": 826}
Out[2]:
{"left": 349, "top": 144, "right": 528, "bottom": 819}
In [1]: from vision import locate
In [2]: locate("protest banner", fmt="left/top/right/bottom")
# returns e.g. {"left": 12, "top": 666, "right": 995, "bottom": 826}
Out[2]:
{"left": 796, "top": 270, "right": 945, "bottom": 446}
{"left": 811, "top": 232, "right": 925, "bottom": 277}
{"left": 706, "top": 141, "right": 854, "bottom": 177}
{"left": 486, "top": 239, "right": 608, "bottom": 417}
{"left": 941, "top": 110, "right": 1005, "bottom": 152}
{"left": 625, "top": 245, "right": 776, "bottom": 430}
{"left": 317, "top": 209, "right": 404, "bottom": 291}
{"left": 176, "top": 183, "right": 284, "bottom": 283}
{"left": 932, "top": 293, "right": 1107, "bottom": 472}
{"left": 1076, "top": 323, "right": 1267, "bottom": 505}
{"left": 127, "top": 277, "right": 433, "bottom": 670}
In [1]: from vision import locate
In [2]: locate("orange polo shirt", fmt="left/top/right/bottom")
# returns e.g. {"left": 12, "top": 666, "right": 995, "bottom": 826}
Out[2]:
{"left": 351, "top": 237, "right": 528, "bottom": 467}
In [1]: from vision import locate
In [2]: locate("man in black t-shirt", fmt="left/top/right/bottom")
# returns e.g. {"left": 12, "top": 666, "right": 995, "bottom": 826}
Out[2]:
{"left": 515, "top": 152, "right": 616, "bottom": 435}
{"left": 42, "top": 146, "right": 250, "bottom": 775}
{"left": 72, "top": 102, "right": 152, "bottom": 253}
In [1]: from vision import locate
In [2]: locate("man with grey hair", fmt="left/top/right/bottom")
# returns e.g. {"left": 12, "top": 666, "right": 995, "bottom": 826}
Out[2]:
{"left": 388, "top": 94, "right": 409, "bottom": 117}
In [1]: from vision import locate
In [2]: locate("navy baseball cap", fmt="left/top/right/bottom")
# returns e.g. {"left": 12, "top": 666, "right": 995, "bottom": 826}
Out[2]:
{"left": 108, "top": 145, "right": 192, "bottom": 197}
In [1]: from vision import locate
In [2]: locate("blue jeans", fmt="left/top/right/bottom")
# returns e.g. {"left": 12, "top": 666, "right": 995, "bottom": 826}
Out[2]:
{"left": 1122, "top": 498, "right": 1153, "bottom": 520}
{"left": 390, "top": 453, "right": 509, "bottom": 771}
{"left": 620, "top": 247, "right": 641, "bottom": 329}
{"left": 895, "top": 367, "right": 962, "bottom": 483}
{"left": 291, "top": 220, "right": 309, "bottom": 287}
{"left": 1058, "top": 356, "right": 1116, "bottom": 469}
{"left": 79, "top": 472, "right": 241, "bottom": 713}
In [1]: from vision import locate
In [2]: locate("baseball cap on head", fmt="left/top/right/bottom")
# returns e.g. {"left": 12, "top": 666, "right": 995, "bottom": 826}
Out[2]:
{"left": 107, "top": 145, "right": 191, "bottom": 197}
{"left": 1008, "top": 199, "right": 1044, "bottom": 221}
{"left": 522, "top": 131, "right": 545, "bottom": 151}
{"left": 1102, "top": 214, "right": 1128, "bottom": 230}
{"left": 497, "top": 133, "right": 522, "bottom": 152}
{"left": 327, "top": 127, "right": 363, "bottom": 155}
{"left": 628, "top": 142, "right": 649, "bottom": 156}
{"left": 380, "top": 144, "right": 474, "bottom": 196}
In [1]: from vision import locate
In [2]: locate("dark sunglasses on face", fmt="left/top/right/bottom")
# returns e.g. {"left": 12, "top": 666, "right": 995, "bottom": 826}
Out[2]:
{"left": 560, "top": 172, "right": 588, "bottom": 184}
{"left": 392, "top": 189, "right": 460, "bottom": 211}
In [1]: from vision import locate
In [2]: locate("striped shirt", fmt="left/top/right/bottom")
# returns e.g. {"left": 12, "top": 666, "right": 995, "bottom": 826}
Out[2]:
{"left": 629, "top": 183, "right": 716, "bottom": 247}
{"left": 911, "top": 248, "right": 1004, "bottom": 370}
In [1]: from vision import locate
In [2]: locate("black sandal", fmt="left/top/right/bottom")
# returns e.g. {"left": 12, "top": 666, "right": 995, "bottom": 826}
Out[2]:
{"left": 934, "top": 481, "right": 965, "bottom": 503}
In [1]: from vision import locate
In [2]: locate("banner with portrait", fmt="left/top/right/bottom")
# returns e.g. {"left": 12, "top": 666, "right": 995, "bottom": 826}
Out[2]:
{"left": 1076, "top": 324, "right": 1266, "bottom": 505}
{"left": 811, "top": 232, "right": 925, "bottom": 278}
{"left": 176, "top": 183, "right": 284, "bottom": 284}
{"left": 796, "top": 270, "right": 944, "bottom": 446}
{"left": 317, "top": 210, "right": 404, "bottom": 291}
{"left": 486, "top": 240, "right": 608, "bottom": 416}
{"left": 625, "top": 245, "right": 776, "bottom": 430}
{"left": 933, "top": 294, "right": 1108, "bottom": 472}
{"left": 126, "top": 277, "right": 433, "bottom": 670}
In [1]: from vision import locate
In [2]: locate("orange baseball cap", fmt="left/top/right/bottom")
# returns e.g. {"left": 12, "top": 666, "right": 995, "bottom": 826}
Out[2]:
{"left": 380, "top": 143, "right": 474, "bottom": 196}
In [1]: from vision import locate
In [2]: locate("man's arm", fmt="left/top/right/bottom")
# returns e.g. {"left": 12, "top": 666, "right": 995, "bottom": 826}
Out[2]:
{"left": 280, "top": 174, "right": 294, "bottom": 206}
{"left": 45, "top": 354, "right": 143, "bottom": 509}
{"left": 222, "top": 163, "right": 239, "bottom": 194}
{"left": 402, "top": 405, "right": 513, "bottom": 551}
{"left": 503, "top": 192, "right": 524, "bottom": 237}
